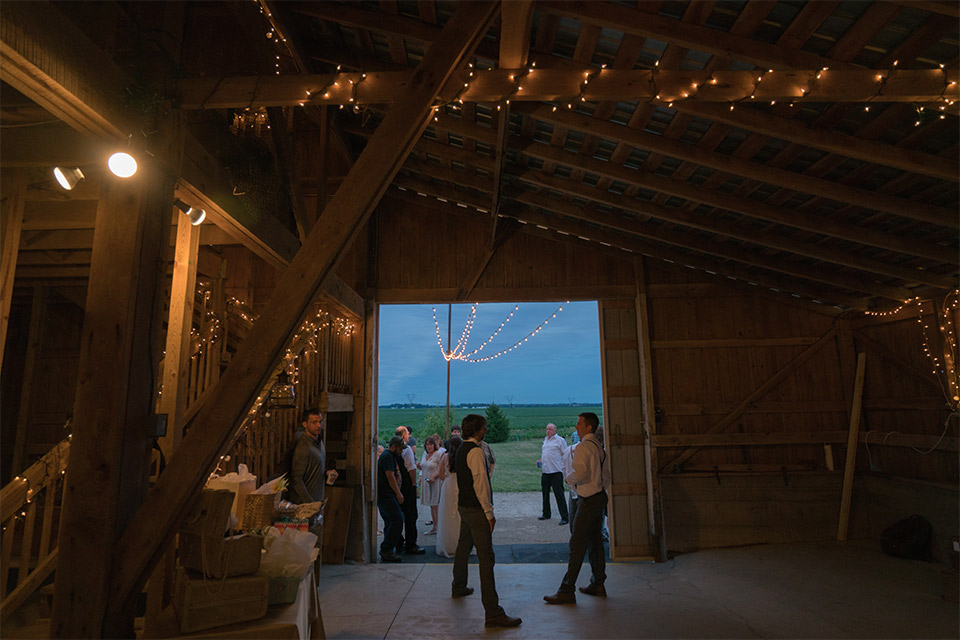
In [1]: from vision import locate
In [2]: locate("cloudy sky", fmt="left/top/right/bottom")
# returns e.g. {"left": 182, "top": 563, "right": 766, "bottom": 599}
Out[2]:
{"left": 377, "top": 301, "right": 602, "bottom": 406}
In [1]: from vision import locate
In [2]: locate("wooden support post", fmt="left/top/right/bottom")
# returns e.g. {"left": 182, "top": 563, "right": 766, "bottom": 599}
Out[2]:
{"left": 51, "top": 163, "right": 173, "bottom": 638}
{"left": 0, "top": 169, "right": 26, "bottom": 366}
{"left": 633, "top": 258, "right": 666, "bottom": 561}
{"left": 157, "top": 213, "right": 200, "bottom": 462}
{"left": 108, "top": 2, "right": 500, "bottom": 619}
{"left": 362, "top": 301, "right": 379, "bottom": 563}
{"left": 11, "top": 287, "right": 44, "bottom": 475}
{"left": 837, "top": 352, "right": 867, "bottom": 541}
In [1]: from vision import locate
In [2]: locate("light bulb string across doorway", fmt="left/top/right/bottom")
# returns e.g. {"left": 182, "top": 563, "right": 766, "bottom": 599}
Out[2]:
{"left": 432, "top": 302, "right": 569, "bottom": 363}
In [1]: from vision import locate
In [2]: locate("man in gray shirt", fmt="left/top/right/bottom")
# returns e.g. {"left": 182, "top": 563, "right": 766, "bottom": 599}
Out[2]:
{"left": 288, "top": 408, "right": 333, "bottom": 504}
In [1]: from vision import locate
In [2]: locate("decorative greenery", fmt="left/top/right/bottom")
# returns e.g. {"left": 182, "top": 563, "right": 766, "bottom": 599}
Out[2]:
{"left": 484, "top": 403, "right": 510, "bottom": 443}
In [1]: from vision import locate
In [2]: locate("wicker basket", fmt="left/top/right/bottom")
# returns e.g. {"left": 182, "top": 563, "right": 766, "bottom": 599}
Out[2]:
{"left": 241, "top": 491, "right": 281, "bottom": 529}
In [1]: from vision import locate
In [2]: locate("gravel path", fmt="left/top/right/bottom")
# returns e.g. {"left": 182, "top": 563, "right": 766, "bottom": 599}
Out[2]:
{"left": 380, "top": 491, "right": 572, "bottom": 545}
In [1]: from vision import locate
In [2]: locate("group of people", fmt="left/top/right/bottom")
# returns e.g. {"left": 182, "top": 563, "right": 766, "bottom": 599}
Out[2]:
{"left": 287, "top": 408, "right": 611, "bottom": 630}
{"left": 376, "top": 412, "right": 610, "bottom": 629}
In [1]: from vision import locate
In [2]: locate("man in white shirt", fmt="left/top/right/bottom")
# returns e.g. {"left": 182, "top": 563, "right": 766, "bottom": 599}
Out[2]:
{"left": 544, "top": 412, "right": 611, "bottom": 604}
{"left": 451, "top": 414, "right": 522, "bottom": 628}
{"left": 537, "top": 423, "right": 569, "bottom": 525}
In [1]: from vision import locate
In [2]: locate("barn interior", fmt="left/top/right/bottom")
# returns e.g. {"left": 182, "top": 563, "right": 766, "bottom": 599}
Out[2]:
{"left": 0, "top": 1, "right": 957, "bottom": 637}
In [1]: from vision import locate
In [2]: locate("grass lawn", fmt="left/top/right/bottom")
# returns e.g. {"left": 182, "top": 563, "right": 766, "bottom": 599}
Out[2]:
{"left": 378, "top": 405, "right": 590, "bottom": 493}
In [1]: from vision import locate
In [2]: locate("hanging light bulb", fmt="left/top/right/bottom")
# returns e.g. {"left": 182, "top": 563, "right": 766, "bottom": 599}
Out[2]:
{"left": 108, "top": 152, "right": 137, "bottom": 178}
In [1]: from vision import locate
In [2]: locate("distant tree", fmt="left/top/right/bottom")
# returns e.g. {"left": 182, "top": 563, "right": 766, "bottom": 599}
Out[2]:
{"left": 425, "top": 406, "right": 457, "bottom": 438}
{"left": 484, "top": 403, "right": 510, "bottom": 443}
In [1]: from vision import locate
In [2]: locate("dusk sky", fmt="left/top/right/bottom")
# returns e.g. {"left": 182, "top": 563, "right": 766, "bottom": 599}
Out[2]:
{"left": 377, "top": 301, "right": 603, "bottom": 406}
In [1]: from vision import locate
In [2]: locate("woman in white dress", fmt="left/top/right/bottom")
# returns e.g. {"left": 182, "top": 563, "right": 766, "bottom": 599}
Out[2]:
{"left": 419, "top": 436, "right": 443, "bottom": 534}
{"left": 435, "top": 435, "right": 463, "bottom": 557}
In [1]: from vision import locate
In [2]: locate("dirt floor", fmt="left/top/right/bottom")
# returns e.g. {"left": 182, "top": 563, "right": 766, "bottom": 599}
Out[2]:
{"left": 380, "top": 491, "right": 575, "bottom": 545}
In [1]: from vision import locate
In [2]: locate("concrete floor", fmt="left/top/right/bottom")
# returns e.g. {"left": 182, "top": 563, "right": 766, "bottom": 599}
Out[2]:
{"left": 317, "top": 540, "right": 957, "bottom": 639}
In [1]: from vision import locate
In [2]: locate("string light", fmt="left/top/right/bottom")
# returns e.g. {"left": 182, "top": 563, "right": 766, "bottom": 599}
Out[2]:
{"left": 431, "top": 302, "right": 569, "bottom": 363}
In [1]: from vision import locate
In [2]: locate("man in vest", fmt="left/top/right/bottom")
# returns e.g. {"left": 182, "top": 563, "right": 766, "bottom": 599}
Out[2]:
{"left": 394, "top": 426, "right": 424, "bottom": 555}
{"left": 544, "top": 412, "right": 610, "bottom": 604}
{"left": 451, "top": 414, "right": 522, "bottom": 628}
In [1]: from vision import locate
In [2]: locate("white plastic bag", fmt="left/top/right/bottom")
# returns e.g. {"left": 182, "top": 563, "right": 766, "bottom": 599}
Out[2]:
{"left": 259, "top": 527, "right": 318, "bottom": 579}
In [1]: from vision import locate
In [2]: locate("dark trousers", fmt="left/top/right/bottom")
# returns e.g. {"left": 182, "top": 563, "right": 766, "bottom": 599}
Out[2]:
{"left": 377, "top": 497, "right": 404, "bottom": 556}
{"left": 452, "top": 506, "right": 504, "bottom": 619}
{"left": 560, "top": 490, "right": 608, "bottom": 592}
{"left": 541, "top": 471, "right": 569, "bottom": 520}
{"left": 398, "top": 483, "right": 418, "bottom": 551}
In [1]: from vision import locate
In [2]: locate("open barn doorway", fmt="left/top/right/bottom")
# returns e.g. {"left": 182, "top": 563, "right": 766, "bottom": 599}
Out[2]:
{"left": 375, "top": 301, "right": 605, "bottom": 561}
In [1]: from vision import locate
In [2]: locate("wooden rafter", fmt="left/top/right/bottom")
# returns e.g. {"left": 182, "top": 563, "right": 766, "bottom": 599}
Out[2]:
{"left": 107, "top": 0, "right": 500, "bottom": 620}
{"left": 172, "top": 68, "right": 960, "bottom": 108}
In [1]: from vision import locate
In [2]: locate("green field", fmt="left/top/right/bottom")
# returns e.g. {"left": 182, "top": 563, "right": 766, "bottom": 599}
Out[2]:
{"left": 378, "top": 405, "right": 602, "bottom": 492}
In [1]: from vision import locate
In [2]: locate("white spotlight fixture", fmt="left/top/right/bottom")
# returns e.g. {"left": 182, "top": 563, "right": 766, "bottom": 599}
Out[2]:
{"left": 174, "top": 198, "right": 206, "bottom": 226}
{"left": 107, "top": 152, "right": 138, "bottom": 178}
{"left": 53, "top": 167, "right": 85, "bottom": 190}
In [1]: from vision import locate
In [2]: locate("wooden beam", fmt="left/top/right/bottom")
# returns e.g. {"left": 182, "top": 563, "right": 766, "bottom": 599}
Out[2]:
{"left": 499, "top": 0, "right": 534, "bottom": 70}
{"left": 171, "top": 68, "right": 960, "bottom": 108}
{"left": 634, "top": 258, "right": 663, "bottom": 549}
{"left": 51, "top": 163, "right": 172, "bottom": 638}
{"left": 523, "top": 104, "right": 957, "bottom": 230}
{"left": 837, "top": 352, "right": 866, "bottom": 541}
{"left": 156, "top": 215, "right": 200, "bottom": 462}
{"left": 267, "top": 107, "right": 312, "bottom": 241}
{"left": 108, "top": 0, "right": 499, "bottom": 620}
{"left": 10, "top": 287, "right": 44, "bottom": 475}
{"left": 0, "top": 170, "right": 26, "bottom": 365}
{"left": 0, "top": 123, "right": 103, "bottom": 167}
{"left": 673, "top": 102, "right": 959, "bottom": 182}
{"left": 660, "top": 322, "right": 842, "bottom": 472}
{"left": 538, "top": 1, "right": 858, "bottom": 71}
{"left": 512, "top": 169, "right": 953, "bottom": 286}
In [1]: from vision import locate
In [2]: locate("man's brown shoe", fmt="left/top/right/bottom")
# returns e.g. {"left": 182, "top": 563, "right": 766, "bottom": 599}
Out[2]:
{"left": 579, "top": 583, "right": 607, "bottom": 597}
{"left": 543, "top": 590, "right": 576, "bottom": 604}
{"left": 485, "top": 613, "right": 522, "bottom": 627}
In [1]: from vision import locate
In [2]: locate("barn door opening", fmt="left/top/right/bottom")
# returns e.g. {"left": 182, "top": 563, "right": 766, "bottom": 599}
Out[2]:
{"left": 599, "top": 290, "right": 665, "bottom": 560}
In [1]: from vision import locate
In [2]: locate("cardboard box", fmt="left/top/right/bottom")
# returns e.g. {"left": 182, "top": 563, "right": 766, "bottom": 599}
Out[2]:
{"left": 179, "top": 532, "right": 262, "bottom": 579}
{"left": 173, "top": 565, "right": 268, "bottom": 633}
{"left": 267, "top": 575, "right": 301, "bottom": 605}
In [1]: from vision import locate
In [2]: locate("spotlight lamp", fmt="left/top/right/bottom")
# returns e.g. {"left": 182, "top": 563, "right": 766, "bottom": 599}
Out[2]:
{"left": 107, "top": 151, "right": 138, "bottom": 178}
{"left": 53, "top": 167, "right": 85, "bottom": 190}
{"left": 174, "top": 198, "right": 206, "bottom": 226}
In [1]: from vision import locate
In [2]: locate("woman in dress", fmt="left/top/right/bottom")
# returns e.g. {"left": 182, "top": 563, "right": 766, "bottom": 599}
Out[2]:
{"left": 419, "top": 436, "right": 443, "bottom": 534}
{"left": 435, "top": 435, "right": 462, "bottom": 557}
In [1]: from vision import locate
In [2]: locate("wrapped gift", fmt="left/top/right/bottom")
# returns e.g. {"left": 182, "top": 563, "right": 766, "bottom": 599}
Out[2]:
{"left": 173, "top": 565, "right": 268, "bottom": 633}
{"left": 267, "top": 576, "right": 301, "bottom": 606}
{"left": 242, "top": 491, "right": 282, "bottom": 529}
{"left": 206, "top": 464, "right": 257, "bottom": 522}
{"left": 179, "top": 532, "right": 262, "bottom": 579}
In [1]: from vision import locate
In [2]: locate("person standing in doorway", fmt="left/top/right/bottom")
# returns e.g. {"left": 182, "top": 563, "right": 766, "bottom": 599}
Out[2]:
{"left": 395, "top": 426, "right": 424, "bottom": 554}
{"left": 544, "top": 412, "right": 610, "bottom": 604}
{"left": 537, "top": 423, "right": 569, "bottom": 525}
{"left": 377, "top": 436, "right": 406, "bottom": 562}
{"left": 451, "top": 414, "right": 522, "bottom": 628}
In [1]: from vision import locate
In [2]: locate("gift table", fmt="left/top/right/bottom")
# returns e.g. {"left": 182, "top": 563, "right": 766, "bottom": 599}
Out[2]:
{"left": 143, "top": 565, "right": 323, "bottom": 639}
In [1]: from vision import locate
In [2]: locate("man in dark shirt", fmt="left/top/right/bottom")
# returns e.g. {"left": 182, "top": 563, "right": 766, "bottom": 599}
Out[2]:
{"left": 288, "top": 408, "right": 334, "bottom": 504}
{"left": 377, "top": 436, "right": 406, "bottom": 563}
